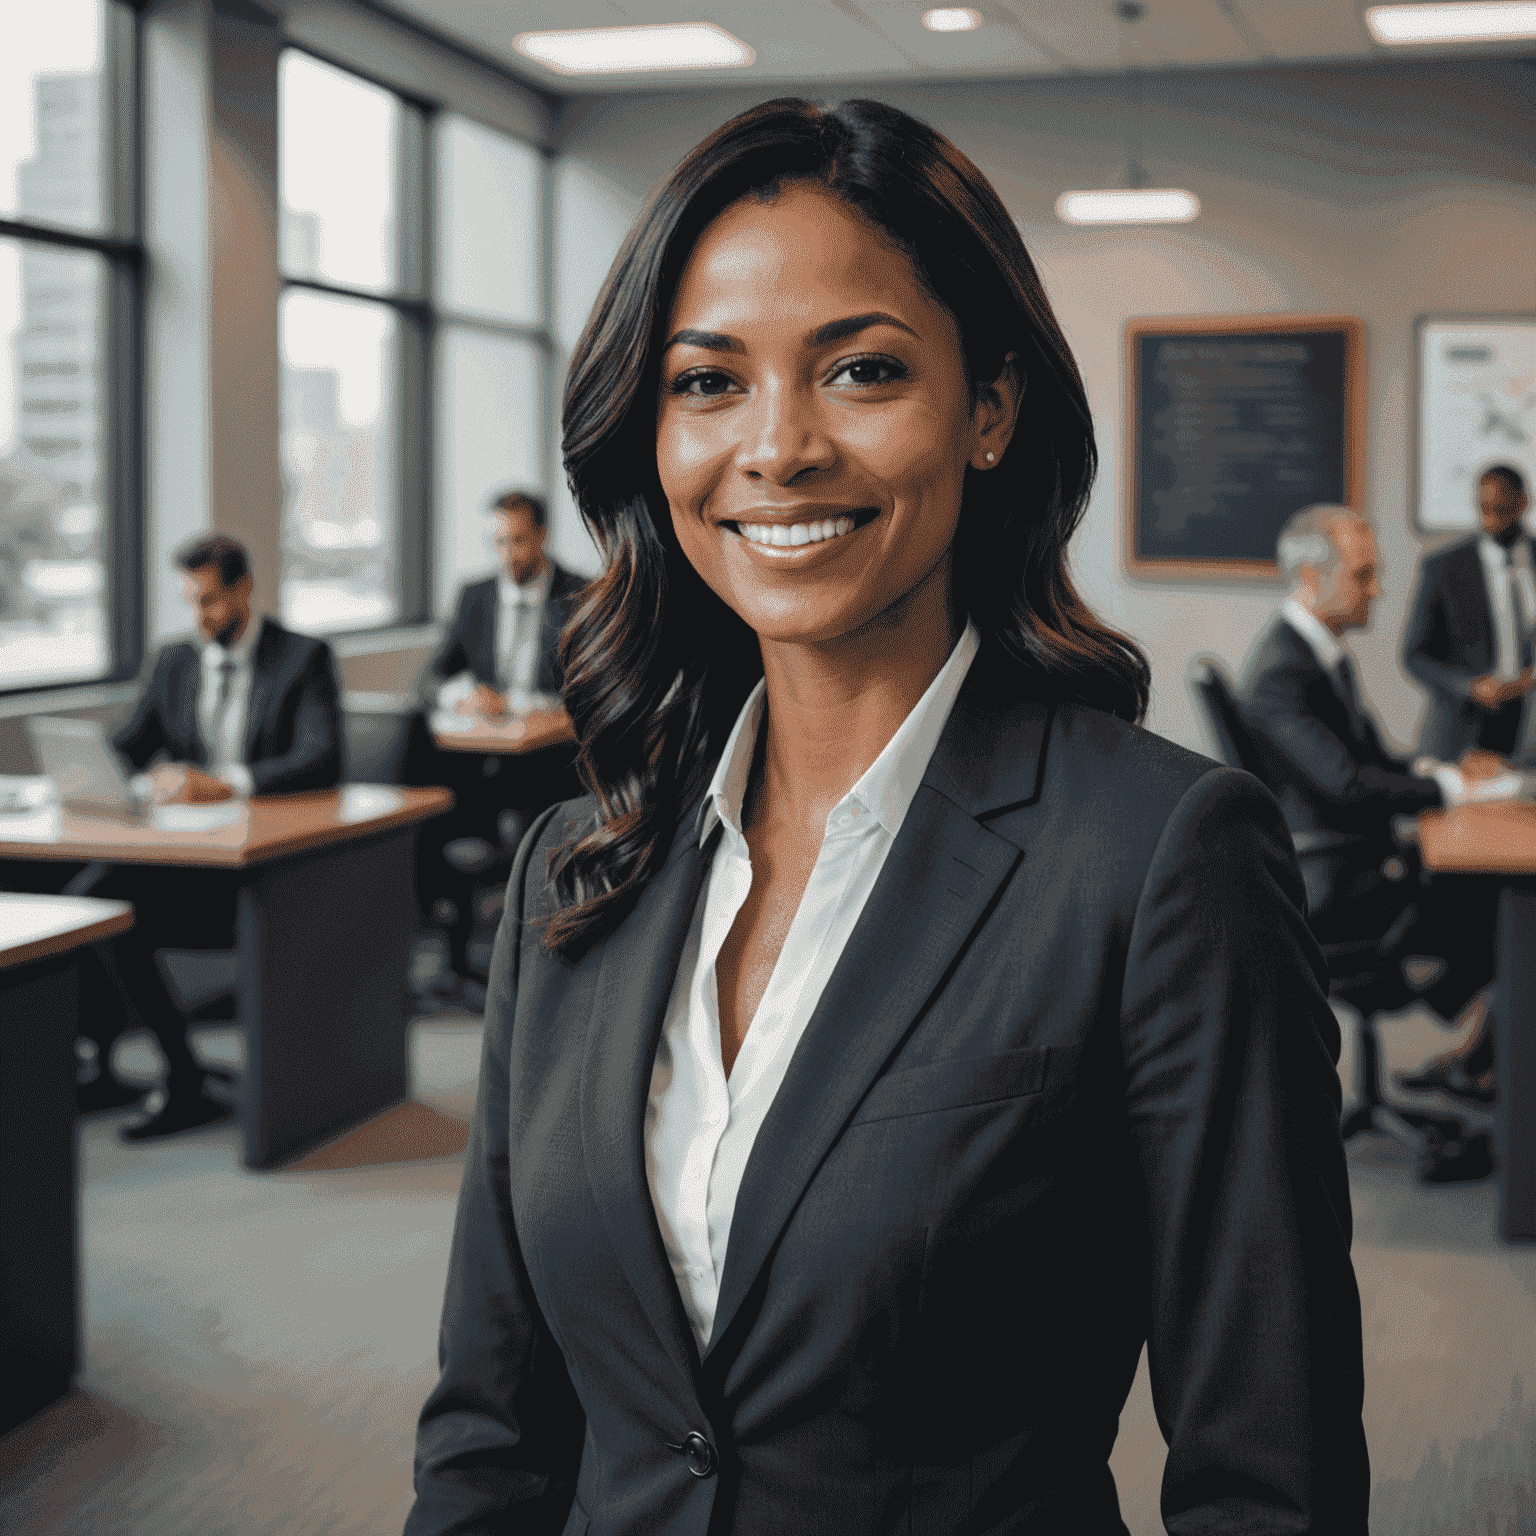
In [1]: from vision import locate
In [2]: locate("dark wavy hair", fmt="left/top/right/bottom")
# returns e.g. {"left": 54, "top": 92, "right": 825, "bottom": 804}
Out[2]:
{"left": 547, "top": 96, "right": 1149, "bottom": 958}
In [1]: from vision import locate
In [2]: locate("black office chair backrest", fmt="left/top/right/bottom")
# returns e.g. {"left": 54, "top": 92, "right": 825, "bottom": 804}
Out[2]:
{"left": 1188, "top": 656, "right": 1268, "bottom": 778}
{"left": 341, "top": 692, "right": 418, "bottom": 784}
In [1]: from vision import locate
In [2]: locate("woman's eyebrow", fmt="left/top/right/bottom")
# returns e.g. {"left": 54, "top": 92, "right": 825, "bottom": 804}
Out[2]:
{"left": 664, "top": 312, "right": 921, "bottom": 354}
{"left": 813, "top": 312, "right": 919, "bottom": 344}
{"left": 665, "top": 328, "right": 743, "bottom": 353}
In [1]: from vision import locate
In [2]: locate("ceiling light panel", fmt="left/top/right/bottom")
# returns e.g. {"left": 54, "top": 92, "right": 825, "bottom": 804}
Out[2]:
{"left": 513, "top": 22, "right": 754, "bottom": 75}
{"left": 922, "top": 7, "right": 982, "bottom": 29}
{"left": 1365, "top": 2, "right": 1536, "bottom": 42}
{"left": 1055, "top": 188, "right": 1201, "bottom": 225}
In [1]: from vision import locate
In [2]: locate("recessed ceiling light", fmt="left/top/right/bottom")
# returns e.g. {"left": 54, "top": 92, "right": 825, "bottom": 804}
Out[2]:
{"left": 1055, "top": 188, "right": 1201, "bottom": 226}
{"left": 513, "top": 23, "right": 755, "bottom": 75}
{"left": 1365, "top": 2, "right": 1536, "bottom": 43}
{"left": 922, "top": 8, "right": 983, "bottom": 32}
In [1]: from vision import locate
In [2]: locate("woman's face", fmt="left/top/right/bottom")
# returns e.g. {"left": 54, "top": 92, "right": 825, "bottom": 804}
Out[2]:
{"left": 655, "top": 182, "right": 1017, "bottom": 649}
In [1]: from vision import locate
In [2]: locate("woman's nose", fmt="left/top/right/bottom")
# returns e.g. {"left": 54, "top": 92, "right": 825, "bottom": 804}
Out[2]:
{"left": 733, "top": 384, "right": 836, "bottom": 484}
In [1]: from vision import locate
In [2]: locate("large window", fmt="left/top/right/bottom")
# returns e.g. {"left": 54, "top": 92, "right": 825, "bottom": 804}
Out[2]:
{"left": 0, "top": 0, "right": 140, "bottom": 693}
{"left": 434, "top": 117, "right": 547, "bottom": 616}
{"left": 279, "top": 52, "right": 550, "bottom": 635}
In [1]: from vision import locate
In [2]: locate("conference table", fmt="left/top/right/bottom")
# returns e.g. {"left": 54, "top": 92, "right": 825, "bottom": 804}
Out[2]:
{"left": 1, "top": 893, "right": 134, "bottom": 1430}
{"left": 1416, "top": 798, "right": 1536, "bottom": 1242}
{"left": 430, "top": 706, "right": 577, "bottom": 756}
{"left": 0, "top": 785, "right": 451, "bottom": 1170}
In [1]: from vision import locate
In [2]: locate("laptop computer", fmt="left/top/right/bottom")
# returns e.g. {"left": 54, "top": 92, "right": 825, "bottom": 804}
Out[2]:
{"left": 26, "top": 716, "right": 148, "bottom": 821}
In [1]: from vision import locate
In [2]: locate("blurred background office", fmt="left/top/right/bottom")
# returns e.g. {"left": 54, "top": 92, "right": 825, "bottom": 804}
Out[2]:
{"left": 0, "top": 1, "right": 1533, "bottom": 1532}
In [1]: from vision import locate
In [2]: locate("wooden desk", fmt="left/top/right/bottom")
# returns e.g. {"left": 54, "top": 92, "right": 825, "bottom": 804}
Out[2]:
{"left": 0, "top": 787, "right": 451, "bottom": 1170}
{"left": 1, "top": 894, "right": 134, "bottom": 1431}
{"left": 430, "top": 708, "right": 575, "bottom": 756}
{"left": 1418, "top": 800, "right": 1536, "bottom": 1242}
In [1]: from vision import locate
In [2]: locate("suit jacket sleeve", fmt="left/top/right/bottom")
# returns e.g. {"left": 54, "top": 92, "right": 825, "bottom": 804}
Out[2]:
{"left": 1404, "top": 560, "right": 1478, "bottom": 704}
{"left": 246, "top": 640, "right": 343, "bottom": 796}
{"left": 111, "top": 650, "right": 175, "bottom": 770}
{"left": 427, "top": 589, "right": 477, "bottom": 685}
{"left": 1121, "top": 769, "right": 1369, "bottom": 1531}
{"left": 405, "top": 806, "right": 585, "bottom": 1536}
{"left": 1248, "top": 656, "right": 1439, "bottom": 816}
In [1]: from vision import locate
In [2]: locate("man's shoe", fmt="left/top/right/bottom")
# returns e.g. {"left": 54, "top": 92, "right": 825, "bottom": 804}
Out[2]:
{"left": 120, "top": 1084, "right": 235, "bottom": 1142}
{"left": 77, "top": 1075, "right": 148, "bottom": 1114}
{"left": 1417, "top": 1131, "right": 1494, "bottom": 1185}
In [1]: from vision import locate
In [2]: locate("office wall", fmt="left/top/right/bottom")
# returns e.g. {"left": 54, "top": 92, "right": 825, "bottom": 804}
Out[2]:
{"left": 550, "top": 59, "right": 1536, "bottom": 755}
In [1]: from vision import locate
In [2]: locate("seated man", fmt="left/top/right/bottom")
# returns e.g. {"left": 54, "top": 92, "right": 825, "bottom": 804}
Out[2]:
{"left": 1240, "top": 505, "right": 1496, "bottom": 1032}
{"left": 420, "top": 490, "right": 585, "bottom": 988}
{"left": 70, "top": 534, "right": 342, "bottom": 1138}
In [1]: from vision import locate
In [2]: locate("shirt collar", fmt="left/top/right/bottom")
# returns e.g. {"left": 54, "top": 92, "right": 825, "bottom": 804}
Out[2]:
{"left": 698, "top": 620, "right": 982, "bottom": 849}
{"left": 500, "top": 563, "right": 552, "bottom": 607}
{"left": 204, "top": 615, "right": 259, "bottom": 667}
{"left": 1479, "top": 531, "right": 1530, "bottom": 566}
{"left": 1281, "top": 596, "right": 1344, "bottom": 673}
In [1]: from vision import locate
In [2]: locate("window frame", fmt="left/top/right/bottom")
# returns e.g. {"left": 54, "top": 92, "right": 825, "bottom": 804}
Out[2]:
{"left": 277, "top": 41, "right": 555, "bottom": 638}
{"left": 0, "top": 0, "right": 145, "bottom": 700}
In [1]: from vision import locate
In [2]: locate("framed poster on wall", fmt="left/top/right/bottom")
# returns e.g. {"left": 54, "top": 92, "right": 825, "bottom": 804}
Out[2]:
{"left": 1413, "top": 314, "right": 1536, "bottom": 532}
{"left": 1125, "top": 313, "right": 1364, "bottom": 581}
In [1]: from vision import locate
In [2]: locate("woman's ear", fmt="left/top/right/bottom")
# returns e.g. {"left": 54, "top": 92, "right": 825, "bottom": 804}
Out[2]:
{"left": 970, "top": 352, "right": 1025, "bottom": 472}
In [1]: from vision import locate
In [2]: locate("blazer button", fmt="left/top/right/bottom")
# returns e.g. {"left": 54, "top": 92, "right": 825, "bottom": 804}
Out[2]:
{"left": 681, "top": 1431, "right": 716, "bottom": 1479}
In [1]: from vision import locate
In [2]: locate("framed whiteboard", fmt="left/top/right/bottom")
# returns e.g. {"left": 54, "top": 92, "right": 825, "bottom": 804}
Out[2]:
{"left": 1125, "top": 313, "right": 1364, "bottom": 581}
{"left": 1414, "top": 314, "right": 1536, "bottom": 532}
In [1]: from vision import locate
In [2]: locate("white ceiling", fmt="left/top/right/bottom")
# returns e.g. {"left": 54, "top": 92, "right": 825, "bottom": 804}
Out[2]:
{"left": 379, "top": 0, "right": 1524, "bottom": 94}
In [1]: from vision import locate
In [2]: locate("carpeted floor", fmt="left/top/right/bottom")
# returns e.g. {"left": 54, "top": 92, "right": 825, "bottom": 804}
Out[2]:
{"left": 1, "top": 1004, "right": 1533, "bottom": 1535}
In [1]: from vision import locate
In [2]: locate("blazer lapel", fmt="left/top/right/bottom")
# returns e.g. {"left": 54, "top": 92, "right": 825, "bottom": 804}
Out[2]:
{"left": 172, "top": 646, "right": 205, "bottom": 764}
{"left": 581, "top": 806, "right": 717, "bottom": 1388}
{"left": 243, "top": 618, "right": 277, "bottom": 765}
{"left": 704, "top": 677, "right": 1048, "bottom": 1363}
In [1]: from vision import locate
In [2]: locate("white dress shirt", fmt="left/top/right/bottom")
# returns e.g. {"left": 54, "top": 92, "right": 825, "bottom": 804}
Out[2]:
{"left": 1280, "top": 595, "right": 1343, "bottom": 674}
{"left": 645, "top": 621, "right": 980, "bottom": 1355}
{"left": 438, "top": 563, "right": 554, "bottom": 711}
{"left": 198, "top": 618, "right": 259, "bottom": 796}
{"left": 1477, "top": 534, "right": 1536, "bottom": 681}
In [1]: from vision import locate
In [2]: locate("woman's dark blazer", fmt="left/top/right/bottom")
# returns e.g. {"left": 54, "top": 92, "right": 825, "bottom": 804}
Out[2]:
{"left": 406, "top": 657, "right": 1369, "bottom": 1535}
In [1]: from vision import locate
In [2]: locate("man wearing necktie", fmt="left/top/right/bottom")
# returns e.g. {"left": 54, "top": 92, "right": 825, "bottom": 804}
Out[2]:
{"left": 1240, "top": 505, "right": 1496, "bottom": 1041}
{"left": 15, "top": 535, "right": 343, "bottom": 1137}
{"left": 422, "top": 492, "right": 587, "bottom": 988}
{"left": 1405, "top": 464, "right": 1535, "bottom": 761}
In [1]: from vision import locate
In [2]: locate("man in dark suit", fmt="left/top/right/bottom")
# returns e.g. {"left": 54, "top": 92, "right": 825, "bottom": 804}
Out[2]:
{"left": 1239, "top": 505, "right": 1495, "bottom": 1035}
{"left": 426, "top": 489, "right": 586, "bottom": 717}
{"left": 420, "top": 490, "right": 586, "bottom": 990}
{"left": 1404, "top": 463, "right": 1534, "bottom": 760}
{"left": 69, "top": 534, "right": 342, "bottom": 1138}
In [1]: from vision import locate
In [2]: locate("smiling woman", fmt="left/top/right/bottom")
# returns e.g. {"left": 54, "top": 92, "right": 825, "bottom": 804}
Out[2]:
{"left": 406, "top": 97, "right": 1370, "bottom": 1536}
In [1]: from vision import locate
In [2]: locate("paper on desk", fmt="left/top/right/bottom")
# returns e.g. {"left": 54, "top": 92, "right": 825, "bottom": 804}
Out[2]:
{"left": 431, "top": 711, "right": 476, "bottom": 734}
{"left": 152, "top": 802, "right": 245, "bottom": 832}
{"left": 1431, "top": 764, "right": 1531, "bottom": 807}
{"left": 0, "top": 774, "right": 55, "bottom": 814}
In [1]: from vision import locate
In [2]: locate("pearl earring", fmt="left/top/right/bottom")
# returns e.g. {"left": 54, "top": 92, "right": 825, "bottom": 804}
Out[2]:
{"left": 985, "top": 451, "right": 995, "bottom": 464}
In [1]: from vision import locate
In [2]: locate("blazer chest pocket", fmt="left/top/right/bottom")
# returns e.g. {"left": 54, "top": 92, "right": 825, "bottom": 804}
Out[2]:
{"left": 852, "top": 1047, "right": 1049, "bottom": 1125}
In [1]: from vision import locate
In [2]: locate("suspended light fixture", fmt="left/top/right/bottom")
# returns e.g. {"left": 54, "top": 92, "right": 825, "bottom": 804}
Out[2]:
{"left": 1365, "top": 2, "right": 1536, "bottom": 43}
{"left": 1055, "top": 3, "right": 1200, "bottom": 228}
{"left": 922, "top": 7, "right": 983, "bottom": 30}
{"left": 513, "top": 23, "right": 754, "bottom": 75}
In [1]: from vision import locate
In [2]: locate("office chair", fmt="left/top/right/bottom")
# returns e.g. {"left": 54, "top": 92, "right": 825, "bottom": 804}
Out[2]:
{"left": 1187, "top": 657, "right": 1463, "bottom": 1159}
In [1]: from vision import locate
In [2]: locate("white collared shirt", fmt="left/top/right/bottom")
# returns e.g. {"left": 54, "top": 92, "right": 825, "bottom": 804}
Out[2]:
{"left": 1280, "top": 595, "right": 1344, "bottom": 674}
{"left": 645, "top": 621, "right": 980, "bottom": 1355}
{"left": 198, "top": 618, "right": 259, "bottom": 796}
{"left": 496, "top": 564, "right": 553, "bottom": 701}
{"left": 1477, "top": 534, "right": 1536, "bottom": 681}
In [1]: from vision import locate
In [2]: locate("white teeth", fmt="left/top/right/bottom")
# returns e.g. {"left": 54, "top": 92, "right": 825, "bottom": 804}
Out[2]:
{"left": 736, "top": 516, "right": 861, "bottom": 551}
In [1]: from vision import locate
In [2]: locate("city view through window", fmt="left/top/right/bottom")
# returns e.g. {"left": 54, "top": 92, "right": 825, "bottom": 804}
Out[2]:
{"left": 1, "top": 3, "right": 110, "bottom": 690}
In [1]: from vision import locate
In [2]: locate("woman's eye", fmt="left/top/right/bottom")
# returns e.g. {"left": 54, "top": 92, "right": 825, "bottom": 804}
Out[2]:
{"left": 673, "top": 370, "right": 736, "bottom": 397}
{"left": 830, "top": 356, "right": 907, "bottom": 387}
